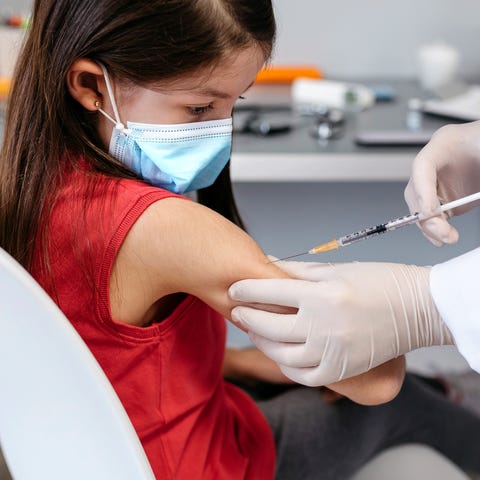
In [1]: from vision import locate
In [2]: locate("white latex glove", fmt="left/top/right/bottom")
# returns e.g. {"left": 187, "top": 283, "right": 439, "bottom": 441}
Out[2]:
{"left": 229, "top": 260, "right": 454, "bottom": 387}
{"left": 404, "top": 121, "right": 480, "bottom": 246}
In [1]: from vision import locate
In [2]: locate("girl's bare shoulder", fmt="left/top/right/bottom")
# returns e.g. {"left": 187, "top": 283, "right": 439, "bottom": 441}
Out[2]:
{"left": 111, "top": 197, "right": 289, "bottom": 321}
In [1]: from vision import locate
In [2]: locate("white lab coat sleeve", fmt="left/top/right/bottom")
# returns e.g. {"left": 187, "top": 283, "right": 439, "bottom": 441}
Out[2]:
{"left": 430, "top": 247, "right": 480, "bottom": 373}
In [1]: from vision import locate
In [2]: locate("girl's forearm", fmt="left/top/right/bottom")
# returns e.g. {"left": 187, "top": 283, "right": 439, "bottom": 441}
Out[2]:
{"left": 327, "top": 356, "right": 406, "bottom": 406}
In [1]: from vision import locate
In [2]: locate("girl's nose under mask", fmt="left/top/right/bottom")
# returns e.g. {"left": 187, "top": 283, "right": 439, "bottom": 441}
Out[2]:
{"left": 97, "top": 64, "right": 232, "bottom": 194}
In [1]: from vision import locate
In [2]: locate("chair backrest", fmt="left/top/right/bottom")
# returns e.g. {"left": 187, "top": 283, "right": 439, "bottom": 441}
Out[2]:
{"left": 0, "top": 248, "right": 155, "bottom": 480}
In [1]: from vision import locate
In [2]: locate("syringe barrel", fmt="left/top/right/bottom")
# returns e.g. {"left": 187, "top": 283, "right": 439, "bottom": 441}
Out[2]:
{"left": 338, "top": 213, "right": 419, "bottom": 247}
{"left": 338, "top": 224, "right": 388, "bottom": 246}
{"left": 385, "top": 213, "right": 419, "bottom": 230}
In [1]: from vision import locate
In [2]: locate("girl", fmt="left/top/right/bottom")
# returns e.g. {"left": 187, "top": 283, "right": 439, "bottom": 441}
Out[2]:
{"left": 1, "top": 1, "right": 479, "bottom": 479}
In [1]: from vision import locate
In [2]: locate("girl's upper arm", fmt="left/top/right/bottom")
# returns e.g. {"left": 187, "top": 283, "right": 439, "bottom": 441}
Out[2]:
{"left": 116, "top": 197, "right": 290, "bottom": 320}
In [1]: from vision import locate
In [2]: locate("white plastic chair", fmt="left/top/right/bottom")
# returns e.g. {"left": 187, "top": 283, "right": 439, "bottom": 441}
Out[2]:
{"left": 0, "top": 247, "right": 155, "bottom": 480}
{"left": 351, "top": 444, "right": 471, "bottom": 480}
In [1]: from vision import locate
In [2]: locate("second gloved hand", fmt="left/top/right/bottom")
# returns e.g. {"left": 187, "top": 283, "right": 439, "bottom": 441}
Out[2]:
{"left": 229, "top": 260, "right": 454, "bottom": 386}
{"left": 404, "top": 121, "right": 480, "bottom": 246}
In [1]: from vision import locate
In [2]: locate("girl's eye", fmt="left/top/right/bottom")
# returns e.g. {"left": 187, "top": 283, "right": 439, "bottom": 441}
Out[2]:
{"left": 188, "top": 104, "right": 213, "bottom": 116}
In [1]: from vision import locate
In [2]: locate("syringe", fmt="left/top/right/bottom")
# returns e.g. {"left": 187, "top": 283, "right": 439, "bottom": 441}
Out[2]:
{"left": 273, "top": 191, "right": 480, "bottom": 262}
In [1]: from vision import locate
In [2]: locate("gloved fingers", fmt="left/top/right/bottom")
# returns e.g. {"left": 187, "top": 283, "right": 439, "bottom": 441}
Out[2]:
{"left": 420, "top": 229, "right": 444, "bottom": 248}
{"left": 405, "top": 144, "right": 441, "bottom": 215}
{"left": 405, "top": 173, "right": 459, "bottom": 245}
{"left": 249, "top": 331, "right": 320, "bottom": 367}
{"left": 269, "top": 259, "right": 337, "bottom": 282}
{"left": 231, "top": 306, "right": 307, "bottom": 342}
{"left": 229, "top": 278, "right": 314, "bottom": 307}
{"left": 417, "top": 216, "right": 459, "bottom": 245}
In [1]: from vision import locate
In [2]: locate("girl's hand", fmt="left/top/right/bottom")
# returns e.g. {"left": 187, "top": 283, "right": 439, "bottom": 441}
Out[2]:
{"left": 223, "top": 347, "right": 296, "bottom": 385}
{"left": 223, "top": 348, "right": 345, "bottom": 402}
{"left": 320, "top": 389, "right": 344, "bottom": 403}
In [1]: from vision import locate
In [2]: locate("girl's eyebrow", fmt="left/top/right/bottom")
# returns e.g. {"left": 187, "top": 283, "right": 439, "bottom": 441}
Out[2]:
{"left": 196, "top": 81, "right": 255, "bottom": 99}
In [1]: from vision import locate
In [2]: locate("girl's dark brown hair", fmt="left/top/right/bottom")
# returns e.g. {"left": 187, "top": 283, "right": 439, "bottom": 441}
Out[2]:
{"left": 0, "top": 0, "right": 275, "bottom": 268}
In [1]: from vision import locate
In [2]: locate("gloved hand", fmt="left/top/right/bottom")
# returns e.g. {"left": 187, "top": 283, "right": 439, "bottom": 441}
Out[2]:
{"left": 404, "top": 121, "right": 480, "bottom": 246}
{"left": 229, "top": 260, "right": 454, "bottom": 387}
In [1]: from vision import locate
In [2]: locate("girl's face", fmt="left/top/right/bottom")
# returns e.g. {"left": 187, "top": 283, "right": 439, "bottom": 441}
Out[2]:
{"left": 97, "top": 45, "right": 266, "bottom": 147}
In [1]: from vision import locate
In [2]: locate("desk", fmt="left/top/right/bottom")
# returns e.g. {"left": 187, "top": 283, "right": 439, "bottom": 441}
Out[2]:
{"left": 231, "top": 80, "right": 460, "bottom": 182}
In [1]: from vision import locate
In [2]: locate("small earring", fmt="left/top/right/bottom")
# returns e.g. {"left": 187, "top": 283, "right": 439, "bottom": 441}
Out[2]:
{"left": 94, "top": 100, "right": 101, "bottom": 108}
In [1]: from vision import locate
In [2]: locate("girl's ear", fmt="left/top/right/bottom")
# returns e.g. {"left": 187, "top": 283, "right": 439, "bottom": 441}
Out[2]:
{"left": 66, "top": 59, "right": 105, "bottom": 111}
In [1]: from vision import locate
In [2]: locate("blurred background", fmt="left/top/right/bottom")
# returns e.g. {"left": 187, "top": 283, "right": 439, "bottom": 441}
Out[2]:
{"left": 2, "top": 0, "right": 480, "bottom": 78}
{"left": 272, "top": 0, "right": 480, "bottom": 79}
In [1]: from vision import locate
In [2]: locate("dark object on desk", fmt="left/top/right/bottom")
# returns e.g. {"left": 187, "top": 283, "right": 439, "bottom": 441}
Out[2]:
{"left": 309, "top": 108, "right": 345, "bottom": 140}
{"left": 243, "top": 112, "right": 292, "bottom": 135}
{"left": 233, "top": 107, "right": 294, "bottom": 136}
{"left": 355, "top": 130, "right": 434, "bottom": 146}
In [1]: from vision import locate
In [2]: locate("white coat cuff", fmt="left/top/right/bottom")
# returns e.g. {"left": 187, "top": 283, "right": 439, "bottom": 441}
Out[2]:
{"left": 430, "top": 247, "right": 480, "bottom": 373}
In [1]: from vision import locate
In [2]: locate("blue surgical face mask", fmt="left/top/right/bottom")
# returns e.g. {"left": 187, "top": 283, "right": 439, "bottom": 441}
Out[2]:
{"left": 97, "top": 64, "right": 232, "bottom": 194}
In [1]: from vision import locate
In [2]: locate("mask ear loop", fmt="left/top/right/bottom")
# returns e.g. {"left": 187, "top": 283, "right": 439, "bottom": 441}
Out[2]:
{"left": 96, "top": 63, "right": 131, "bottom": 135}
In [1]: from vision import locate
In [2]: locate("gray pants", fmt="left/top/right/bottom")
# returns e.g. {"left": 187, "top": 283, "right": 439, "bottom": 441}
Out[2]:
{"left": 244, "top": 374, "right": 480, "bottom": 480}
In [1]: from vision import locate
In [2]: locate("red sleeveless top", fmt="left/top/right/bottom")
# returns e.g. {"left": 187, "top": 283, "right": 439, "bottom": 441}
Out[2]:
{"left": 31, "top": 164, "right": 275, "bottom": 479}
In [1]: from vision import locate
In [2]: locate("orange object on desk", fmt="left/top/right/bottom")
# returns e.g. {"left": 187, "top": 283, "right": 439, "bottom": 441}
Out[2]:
{"left": 255, "top": 65, "right": 323, "bottom": 83}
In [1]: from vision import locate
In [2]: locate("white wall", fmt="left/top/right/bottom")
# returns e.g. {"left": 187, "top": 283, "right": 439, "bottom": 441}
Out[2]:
{"left": 4, "top": 0, "right": 480, "bottom": 79}
{"left": 0, "top": 1, "right": 31, "bottom": 15}
{"left": 272, "top": 0, "right": 480, "bottom": 79}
